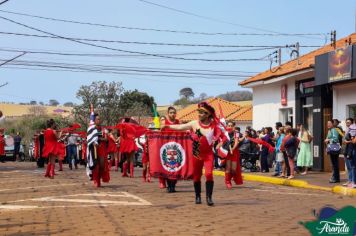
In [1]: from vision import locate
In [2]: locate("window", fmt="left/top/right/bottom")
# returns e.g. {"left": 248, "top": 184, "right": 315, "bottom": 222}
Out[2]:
{"left": 348, "top": 105, "right": 356, "bottom": 119}
{"left": 279, "top": 108, "right": 293, "bottom": 126}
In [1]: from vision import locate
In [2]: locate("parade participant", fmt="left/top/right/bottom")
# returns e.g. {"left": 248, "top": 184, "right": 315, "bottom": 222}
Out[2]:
{"left": 138, "top": 134, "right": 150, "bottom": 182}
{"left": 119, "top": 118, "right": 139, "bottom": 178}
{"left": 0, "top": 129, "right": 5, "bottom": 163}
{"left": 161, "top": 107, "right": 180, "bottom": 192}
{"left": 224, "top": 121, "right": 243, "bottom": 189}
{"left": 163, "top": 102, "right": 227, "bottom": 206}
{"left": 92, "top": 113, "right": 110, "bottom": 187}
{"left": 42, "top": 119, "right": 61, "bottom": 179}
{"left": 57, "top": 133, "right": 67, "bottom": 171}
{"left": 107, "top": 129, "right": 119, "bottom": 171}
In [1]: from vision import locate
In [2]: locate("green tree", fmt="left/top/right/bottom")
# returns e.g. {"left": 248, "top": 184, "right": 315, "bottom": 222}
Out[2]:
{"left": 179, "top": 87, "right": 194, "bottom": 99}
{"left": 73, "top": 81, "right": 124, "bottom": 128}
{"left": 118, "top": 89, "right": 155, "bottom": 116}
{"left": 49, "top": 99, "right": 60, "bottom": 106}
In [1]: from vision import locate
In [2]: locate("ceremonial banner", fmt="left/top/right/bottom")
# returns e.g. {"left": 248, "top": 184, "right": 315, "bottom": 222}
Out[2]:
{"left": 147, "top": 131, "right": 194, "bottom": 180}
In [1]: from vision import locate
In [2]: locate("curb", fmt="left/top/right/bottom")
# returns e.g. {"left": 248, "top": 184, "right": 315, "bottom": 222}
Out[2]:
{"left": 213, "top": 170, "right": 356, "bottom": 197}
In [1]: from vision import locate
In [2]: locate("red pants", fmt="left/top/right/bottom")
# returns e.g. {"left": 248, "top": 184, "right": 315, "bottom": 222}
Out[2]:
{"left": 193, "top": 151, "right": 214, "bottom": 182}
{"left": 92, "top": 156, "right": 110, "bottom": 184}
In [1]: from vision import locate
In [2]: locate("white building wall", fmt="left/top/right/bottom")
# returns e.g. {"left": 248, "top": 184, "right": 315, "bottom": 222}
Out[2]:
{"left": 333, "top": 82, "right": 356, "bottom": 129}
{"left": 252, "top": 79, "right": 296, "bottom": 130}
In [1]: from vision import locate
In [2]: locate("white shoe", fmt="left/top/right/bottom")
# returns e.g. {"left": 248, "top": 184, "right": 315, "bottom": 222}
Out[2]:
{"left": 342, "top": 181, "right": 351, "bottom": 186}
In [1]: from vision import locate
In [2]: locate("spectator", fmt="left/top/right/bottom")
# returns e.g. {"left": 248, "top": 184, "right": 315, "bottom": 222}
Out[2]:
{"left": 273, "top": 127, "right": 285, "bottom": 176}
{"left": 297, "top": 126, "right": 313, "bottom": 175}
{"left": 325, "top": 120, "right": 341, "bottom": 183}
{"left": 279, "top": 127, "right": 291, "bottom": 178}
{"left": 260, "top": 127, "right": 273, "bottom": 173}
{"left": 66, "top": 132, "right": 79, "bottom": 170}
{"left": 14, "top": 132, "right": 22, "bottom": 161}
{"left": 344, "top": 118, "right": 353, "bottom": 186}
{"left": 284, "top": 128, "right": 299, "bottom": 179}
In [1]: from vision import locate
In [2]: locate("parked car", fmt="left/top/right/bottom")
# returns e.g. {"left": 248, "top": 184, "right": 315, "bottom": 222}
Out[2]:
{"left": 4, "top": 135, "right": 26, "bottom": 161}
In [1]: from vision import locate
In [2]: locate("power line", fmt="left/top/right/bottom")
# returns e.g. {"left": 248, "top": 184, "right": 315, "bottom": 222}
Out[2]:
{"left": 0, "top": 0, "right": 9, "bottom": 6}
{"left": 0, "top": 31, "right": 321, "bottom": 49}
{"left": 0, "top": 52, "right": 26, "bottom": 67}
{"left": 2, "top": 58, "right": 253, "bottom": 78}
{"left": 137, "top": 0, "right": 323, "bottom": 40}
{"left": 0, "top": 9, "right": 327, "bottom": 38}
{"left": 0, "top": 15, "right": 273, "bottom": 62}
{"left": 4, "top": 62, "right": 250, "bottom": 81}
{"left": 0, "top": 48, "right": 261, "bottom": 73}
{"left": 0, "top": 46, "right": 279, "bottom": 58}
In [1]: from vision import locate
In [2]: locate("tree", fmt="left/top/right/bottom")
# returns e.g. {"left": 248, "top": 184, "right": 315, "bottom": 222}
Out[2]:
{"left": 30, "top": 100, "right": 37, "bottom": 105}
{"left": 63, "top": 102, "right": 74, "bottom": 107}
{"left": 217, "top": 91, "right": 253, "bottom": 101}
{"left": 179, "top": 87, "right": 194, "bottom": 99}
{"left": 173, "top": 97, "right": 191, "bottom": 108}
{"left": 49, "top": 99, "right": 60, "bottom": 106}
{"left": 73, "top": 81, "right": 124, "bottom": 128}
{"left": 119, "top": 89, "right": 155, "bottom": 116}
{"left": 199, "top": 93, "right": 208, "bottom": 101}
{"left": 39, "top": 101, "right": 44, "bottom": 105}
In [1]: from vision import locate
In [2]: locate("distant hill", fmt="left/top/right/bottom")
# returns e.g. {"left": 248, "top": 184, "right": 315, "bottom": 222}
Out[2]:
{"left": 217, "top": 91, "right": 252, "bottom": 102}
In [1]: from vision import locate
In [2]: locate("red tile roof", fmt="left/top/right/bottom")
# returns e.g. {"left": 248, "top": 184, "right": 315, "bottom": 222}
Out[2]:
{"left": 240, "top": 33, "right": 356, "bottom": 86}
{"left": 176, "top": 97, "right": 252, "bottom": 122}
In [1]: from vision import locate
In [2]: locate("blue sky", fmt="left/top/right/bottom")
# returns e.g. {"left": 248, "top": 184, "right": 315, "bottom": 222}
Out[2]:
{"left": 0, "top": 0, "right": 355, "bottom": 105}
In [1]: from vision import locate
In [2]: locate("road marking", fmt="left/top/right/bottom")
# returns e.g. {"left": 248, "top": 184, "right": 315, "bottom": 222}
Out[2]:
{"left": 0, "top": 183, "right": 79, "bottom": 192}
{"left": 3, "top": 192, "right": 152, "bottom": 211}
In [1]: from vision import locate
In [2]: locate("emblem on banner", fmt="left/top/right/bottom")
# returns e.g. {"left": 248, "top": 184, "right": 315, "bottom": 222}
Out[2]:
{"left": 160, "top": 142, "right": 186, "bottom": 172}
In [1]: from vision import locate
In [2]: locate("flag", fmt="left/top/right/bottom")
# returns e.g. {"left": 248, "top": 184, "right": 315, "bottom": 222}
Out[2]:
{"left": 152, "top": 104, "right": 160, "bottom": 129}
{"left": 147, "top": 131, "right": 194, "bottom": 180}
{"left": 86, "top": 104, "right": 99, "bottom": 179}
{"left": 248, "top": 137, "right": 275, "bottom": 154}
{"left": 218, "top": 102, "right": 226, "bottom": 126}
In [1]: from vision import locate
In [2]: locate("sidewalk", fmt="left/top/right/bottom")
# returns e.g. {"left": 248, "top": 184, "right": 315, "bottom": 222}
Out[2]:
{"left": 213, "top": 170, "right": 356, "bottom": 197}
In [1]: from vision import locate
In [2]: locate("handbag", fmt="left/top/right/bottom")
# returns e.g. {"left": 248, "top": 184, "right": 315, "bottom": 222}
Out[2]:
{"left": 326, "top": 143, "right": 341, "bottom": 155}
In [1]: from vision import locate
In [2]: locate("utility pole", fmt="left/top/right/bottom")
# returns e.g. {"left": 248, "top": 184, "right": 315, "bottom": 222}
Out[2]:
{"left": 330, "top": 30, "right": 336, "bottom": 48}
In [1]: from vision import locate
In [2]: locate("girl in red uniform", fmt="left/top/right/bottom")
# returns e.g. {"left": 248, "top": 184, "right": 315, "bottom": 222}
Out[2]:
{"left": 0, "top": 129, "right": 5, "bottom": 162}
{"left": 57, "top": 137, "right": 66, "bottom": 171}
{"left": 42, "top": 119, "right": 61, "bottom": 179}
{"left": 160, "top": 107, "right": 180, "bottom": 192}
{"left": 139, "top": 134, "right": 150, "bottom": 182}
{"left": 92, "top": 114, "right": 110, "bottom": 187}
{"left": 107, "top": 129, "right": 119, "bottom": 171}
{"left": 164, "top": 102, "right": 227, "bottom": 206}
{"left": 119, "top": 119, "right": 139, "bottom": 178}
{"left": 224, "top": 121, "right": 243, "bottom": 189}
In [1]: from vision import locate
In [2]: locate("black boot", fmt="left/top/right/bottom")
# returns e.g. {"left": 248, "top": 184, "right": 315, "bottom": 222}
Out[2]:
{"left": 171, "top": 180, "right": 177, "bottom": 193}
{"left": 206, "top": 181, "right": 214, "bottom": 206}
{"left": 194, "top": 182, "right": 201, "bottom": 204}
{"left": 167, "top": 179, "right": 172, "bottom": 193}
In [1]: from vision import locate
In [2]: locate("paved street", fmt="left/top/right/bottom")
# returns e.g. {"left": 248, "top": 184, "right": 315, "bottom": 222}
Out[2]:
{"left": 0, "top": 162, "right": 355, "bottom": 236}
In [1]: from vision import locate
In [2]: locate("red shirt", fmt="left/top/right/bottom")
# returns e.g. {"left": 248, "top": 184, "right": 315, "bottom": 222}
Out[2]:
{"left": 163, "top": 117, "right": 180, "bottom": 131}
{"left": 0, "top": 135, "right": 5, "bottom": 156}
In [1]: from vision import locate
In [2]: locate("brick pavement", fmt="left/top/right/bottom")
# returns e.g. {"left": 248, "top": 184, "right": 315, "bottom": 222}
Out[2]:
{"left": 0, "top": 162, "right": 355, "bottom": 236}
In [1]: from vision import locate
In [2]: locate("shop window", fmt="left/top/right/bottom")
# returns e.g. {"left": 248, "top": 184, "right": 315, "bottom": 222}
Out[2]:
{"left": 348, "top": 105, "right": 356, "bottom": 119}
{"left": 279, "top": 108, "right": 293, "bottom": 126}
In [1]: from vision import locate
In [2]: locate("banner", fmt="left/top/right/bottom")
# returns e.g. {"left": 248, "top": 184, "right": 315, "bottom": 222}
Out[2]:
{"left": 147, "top": 131, "right": 194, "bottom": 180}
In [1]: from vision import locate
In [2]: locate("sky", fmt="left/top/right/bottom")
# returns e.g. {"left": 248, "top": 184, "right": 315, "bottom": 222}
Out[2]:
{"left": 0, "top": 0, "right": 355, "bottom": 105}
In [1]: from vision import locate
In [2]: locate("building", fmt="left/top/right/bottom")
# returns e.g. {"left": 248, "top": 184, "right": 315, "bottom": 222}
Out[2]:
{"left": 240, "top": 33, "right": 356, "bottom": 171}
